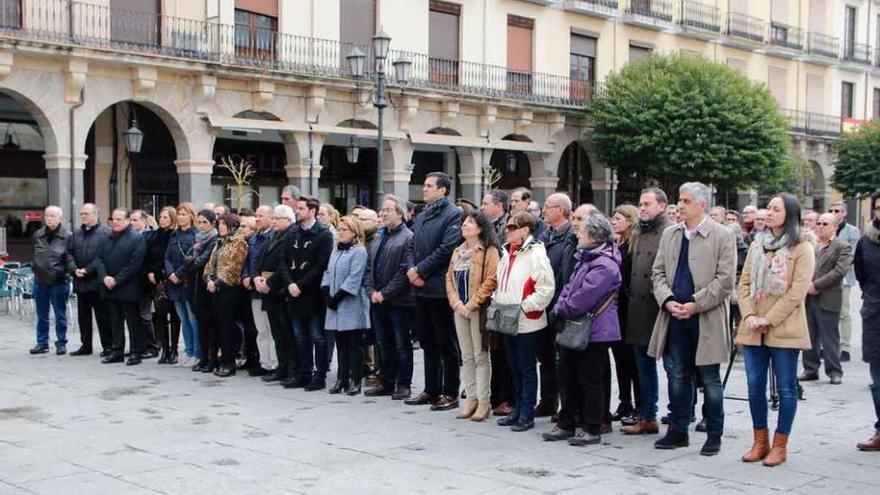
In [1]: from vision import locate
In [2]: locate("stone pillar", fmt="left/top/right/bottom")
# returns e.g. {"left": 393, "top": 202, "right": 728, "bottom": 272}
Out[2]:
{"left": 590, "top": 179, "right": 614, "bottom": 214}
{"left": 529, "top": 176, "right": 558, "bottom": 205}
{"left": 175, "top": 159, "right": 215, "bottom": 205}
{"left": 285, "top": 131, "right": 325, "bottom": 197}
{"left": 382, "top": 168, "right": 413, "bottom": 201}
{"left": 456, "top": 147, "right": 485, "bottom": 205}
{"left": 285, "top": 163, "right": 324, "bottom": 197}
{"left": 736, "top": 189, "right": 757, "bottom": 212}
{"left": 382, "top": 140, "right": 414, "bottom": 204}
{"left": 44, "top": 154, "right": 87, "bottom": 230}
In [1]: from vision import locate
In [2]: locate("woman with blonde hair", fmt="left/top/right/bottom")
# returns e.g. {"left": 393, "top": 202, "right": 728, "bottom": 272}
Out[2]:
{"left": 322, "top": 215, "right": 371, "bottom": 395}
{"left": 146, "top": 206, "right": 180, "bottom": 364}
{"left": 609, "top": 204, "right": 640, "bottom": 422}
{"left": 164, "top": 202, "right": 200, "bottom": 366}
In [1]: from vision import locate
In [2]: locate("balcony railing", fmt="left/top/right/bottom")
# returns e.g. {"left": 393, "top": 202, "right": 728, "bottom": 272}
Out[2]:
{"left": 726, "top": 13, "right": 765, "bottom": 43}
{"left": 768, "top": 22, "right": 803, "bottom": 51}
{"left": 807, "top": 32, "right": 839, "bottom": 59}
{"left": 563, "top": 0, "right": 619, "bottom": 16}
{"left": 625, "top": 0, "right": 674, "bottom": 22}
{"left": 842, "top": 41, "right": 872, "bottom": 65}
{"left": 782, "top": 109, "right": 842, "bottom": 139}
{"left": 0, "top": 0, "right": 594, "bottom": 108}
{"left": 678, "top": 1, "right": 721, "bottom": 32}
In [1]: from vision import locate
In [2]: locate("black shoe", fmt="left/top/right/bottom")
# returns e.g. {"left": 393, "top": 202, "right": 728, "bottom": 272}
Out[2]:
{"left": 840, "top": 350, "right": 851, "bottom": 362}
{"left": 542, "top": 426, "right": 575, "bottom": 441}
{"left": 620, "top": 414, "right": 640, "bottom": 426}
{"left": 304, "top": 376, "right": 326, "bottom": 391}
{"left": 248, "top": 367, "right": 270, "bottom": 377}
{"left": 511, "top": 420, "right": 535, "bottom": 432}
{"left": 797, "top": 383, "right": 806, "bottom": 401}
{"left": 654, "top": 430, "right": 689, "bottom": 449}
{"left": 282, "top": 376, "right": 310, "bottom": 389}
{"left": 70, "top": 346, "right": 92, "bottom": 356}
{"left": 126, "top": 355, "right": 142, "bottom": 366}
{"left": 798, "top": 372, "right": 819, "bottom": 382}
{"left": 192, "top": 360, "right": 208, "bottom": 372}
{"left": 568, "top": 431, "right": 601, "bottom": 446}
{"left": 141, "top": 347, "right": 159, "bottom": 359}
{"left": 611, "top": 403, "right": 634, "bottom": 422}
{"left": 99, "top": 349, "right": 112, "bottom": 358}
{"left": 497, "top": 414, "right": 519, "bottom": 427}
{"left": 166, "top": 350, "right": 178, "bottom": 365}
{"left": 660, "top": 414, "right": 669, "bottom": 425}
{"left": 214, "top": 365, "right": 236, "bottom": 377}
{"left": 102, "top": 353, "right": 124, "bottom": 364}
{"left": 157, "top": 348, "right": 169, "bottom": 364}
{"left": 347, "top": 383, "right": 362, "bottom": 396}
{"left": 365, "top": 385, "right": 394, "bottom": 397}
{"left": 201, "top": 361, "right": 216, "bottom": 373}
{"left": 700, "top": 435, "right": 721, "bottom": 456}
{"left": 695, "top": 418, "right": 707, "bottom": 433}
{"left": 262, "top": 370, "right": 284, "bottom": 383}
{"left": 830, "top": 375, "right": 842, "bottom": 385}
{"left": 56, "top": 345, "right": 67, "bottom": 355}
{"left": 29, "top": 345, "right": 49, "bottom": 355}
{"left": 329, "top": 380, "right": 348, "bottom": 394}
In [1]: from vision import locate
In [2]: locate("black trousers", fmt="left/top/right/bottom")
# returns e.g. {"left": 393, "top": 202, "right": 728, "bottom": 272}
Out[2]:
{"left": 212, "top": 286, "right": 244, "bottom": 367}
{"left": 76, "top": 291, "right": 111, "bottom": 351}
{"left": 336, "top": 330, "right": 364, "bottom": 385}
{"left": 605, "top": 341, "right": 640, "bottom": 412}
{"left": 266, "top": 296, "right": 297, "bottom": 378}
{"left": 196, "top": 289, "right": 219, "bottom": 366}
{"left": 558, "top": 343, "right": 610, "bottom": 434}
{"left": 535, "top": 326, "right": 558, "bottom": 406}
{"left": 416, "top": 296, "right": 460, "bottom": 397}
{"left": 491, "top": 342, "right": 516, "bottom": 407}
{"left": 239, "top": 292, "right": 260, "bottom": 364}
{"left": 153, "top": 294, "right": 180, "bottom": 351}
{"left": 107, "top": 300, "right": 140, "bottom": 355}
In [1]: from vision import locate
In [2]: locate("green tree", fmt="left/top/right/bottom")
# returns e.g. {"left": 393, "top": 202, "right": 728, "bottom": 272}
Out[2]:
{"left": 586, "top": 54, "right": 791, "bottom": 192}
{"left": 831, "top": 119, "right": 880, "bottom": 198}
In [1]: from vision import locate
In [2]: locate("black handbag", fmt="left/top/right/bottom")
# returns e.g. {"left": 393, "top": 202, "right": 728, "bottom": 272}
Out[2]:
{"left": 485, "top": 301, "right": 521, "bottom": 336}
{"left": 555, "top": 291, "right": 617, "bottom": 351}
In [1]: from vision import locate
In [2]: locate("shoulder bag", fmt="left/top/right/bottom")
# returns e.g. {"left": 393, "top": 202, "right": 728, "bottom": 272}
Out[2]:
{"left": 555, "top": 291, "right": 617, "bottom": 351}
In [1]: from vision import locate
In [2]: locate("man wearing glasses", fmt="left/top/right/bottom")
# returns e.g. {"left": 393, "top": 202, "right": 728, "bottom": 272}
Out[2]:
{"left": 800, "top": 213, "right": 852, "bottom": 384}
{"left": 829, "top": 201, "right": 861, "bottom": 362}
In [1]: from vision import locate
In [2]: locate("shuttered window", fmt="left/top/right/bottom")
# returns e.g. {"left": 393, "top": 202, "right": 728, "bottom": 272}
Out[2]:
{"left": 873, "top": 88, "right": 880, "bottom": 119}
{"left": 841, "top": 82, "right": 854, "bottom": 119}
{"left": 628, "top": 43, "right": 651, "bottom": 63}
{"left": 767, "top": 67, "right": 787, "bottom": 106}
{"left": 235, "top": 0, "right": 278, "bottom": 17}
{"left": 570, "top": 34, "right": 596, "bottom": 100}
{"left": 110, "top": 0, "right": 160, "bottom": 45}
{"left": 507, "top": 15, "right": 533, "bottom": 95}
{"left": 429, "top": 1, "right": 460, "bottom": 85}
{"left": 806, "top": 74, "right": 824, "bottom": 113}
{"left": 340, "top": 0, "right": 376, "bottom": 49}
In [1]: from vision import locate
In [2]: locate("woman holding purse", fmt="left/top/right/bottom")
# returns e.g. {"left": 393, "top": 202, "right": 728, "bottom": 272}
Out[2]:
{"left": 446, "top": 211, "right": 501, "bottom": 422}
{"left": 544, "top": 213, "right": 622, "bottom": 446}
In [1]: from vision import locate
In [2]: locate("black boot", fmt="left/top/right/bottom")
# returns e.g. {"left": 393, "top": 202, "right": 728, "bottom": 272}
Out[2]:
{"left": 157, "top": 347, "right": 169, "bottom": 364}
{"left": 166, "top": 349, "right": 178, "bottom": 365}
{"left": 305, "top": 375, "right": 326, "bottom": 391}
{"left": 654, "top": 429, "right": 689, "bottom": 449}
{"left": 329, "top": 380, "right": 348, "bottom": 394}
{"left": 346, "top": 382, "right": 362, "bottom": 396}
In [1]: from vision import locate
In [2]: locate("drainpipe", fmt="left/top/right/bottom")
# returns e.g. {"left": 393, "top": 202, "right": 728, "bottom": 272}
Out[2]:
{"left": 307, "top": 124, "right": 314, "bottom": 195}
{"left": 69, "top": 87, "right": 84, "bottom": 232}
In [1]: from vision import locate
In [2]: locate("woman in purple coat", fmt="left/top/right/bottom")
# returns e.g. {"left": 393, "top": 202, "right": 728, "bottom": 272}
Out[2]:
{"left": 543, "top": 212, "right": 622, "bottom": 446}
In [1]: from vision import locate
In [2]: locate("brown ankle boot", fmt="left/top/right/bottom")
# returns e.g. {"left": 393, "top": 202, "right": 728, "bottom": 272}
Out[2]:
{"left": 763, "top": 432, "right": 788, "bottom": 467}
{"left": 456, "top": 400, "right": 478, "bottom": 419}
{"left": 470, "top": 402, "right": 491, "bottom": 422}
{"left": 741, "top": 429, "right": 770, "bottom": 462}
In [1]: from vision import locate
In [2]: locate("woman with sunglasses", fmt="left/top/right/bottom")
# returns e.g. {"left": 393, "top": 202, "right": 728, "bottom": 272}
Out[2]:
{"left": 492, "top": 211, "right": 555, "bottom": 432}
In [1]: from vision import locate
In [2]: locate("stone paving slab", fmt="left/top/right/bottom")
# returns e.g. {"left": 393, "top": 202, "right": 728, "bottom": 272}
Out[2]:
{"left": 1, "top": 289, "right": 879, "bottom": 494}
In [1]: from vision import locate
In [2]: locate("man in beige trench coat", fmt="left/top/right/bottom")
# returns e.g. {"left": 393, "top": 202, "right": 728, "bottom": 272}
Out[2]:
{"left": 647, "top": 182, "right": 737, "bottom": 456}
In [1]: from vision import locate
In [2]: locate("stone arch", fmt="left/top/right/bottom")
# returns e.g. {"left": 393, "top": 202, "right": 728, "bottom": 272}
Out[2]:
{"left": 426, "top": 127, "right": 462, "bottom": 136}
{"left": 0, "top": 87, "right": 60, "bottom": 155}
{"left": 557, "top": 141, "right": 594, "bottom": 205}
{"left": 489, "top": 134, "right": 532, "bottom": 191}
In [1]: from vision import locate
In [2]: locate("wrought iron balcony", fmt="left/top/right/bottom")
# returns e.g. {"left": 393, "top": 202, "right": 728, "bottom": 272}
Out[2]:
{"left": 563, "top": 0, "right": 619, "bottom": 17}
{"left": 0, "top": 0, "right": 594, "bottom": 108}
{"left": 768, "top": 22, "right": 803, "bottom": 51}
{"left": 842, "top": 41, "right": 872, "bottom": 65}
{"left": 781, "top": 109, "right": 842, "bottom": 139}
{"left": 807, "top": 32, "right": 840, "bottom": 60}
{"left": 624, "top": 0, "right": 674, "bottom": 23}
{"left": 678, "top": 1, "right": 721, "bottom": 33}
{"left": 726, "top": 13, "right": 765, "bottom": 44}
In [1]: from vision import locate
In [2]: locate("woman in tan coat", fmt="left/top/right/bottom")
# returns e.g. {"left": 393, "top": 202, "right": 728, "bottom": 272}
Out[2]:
{"left": 446, "top": 211, "right": 501, "bottom": 421}
{"left": 736, "top": 193, "right": 814, "bottom": 467}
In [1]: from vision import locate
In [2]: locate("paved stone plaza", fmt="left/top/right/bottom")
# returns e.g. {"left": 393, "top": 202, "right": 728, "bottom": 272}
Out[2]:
{"left": 1, "top": 292, "right": 878, "bottom": 494}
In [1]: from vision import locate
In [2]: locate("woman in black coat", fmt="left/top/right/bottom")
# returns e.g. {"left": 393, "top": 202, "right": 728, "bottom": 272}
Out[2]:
{"left": 146, "top": 206, "right": 181, "bottom": 364}
{"left": 855, "top": 193, "right": 880, "bottom": 452}
{"left": 187, "top": 210, "right": 219, "bottom": 373}
{"left": 610, "top": 204, "right": 640, "bottom": 423}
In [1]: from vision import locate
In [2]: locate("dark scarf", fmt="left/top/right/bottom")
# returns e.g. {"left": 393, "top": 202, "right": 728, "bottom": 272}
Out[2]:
{"left": 337, "top": 241, "right": 353, "bottom": 251}
{"left": 637, "top": 212, "right": 668, "bottom": 233}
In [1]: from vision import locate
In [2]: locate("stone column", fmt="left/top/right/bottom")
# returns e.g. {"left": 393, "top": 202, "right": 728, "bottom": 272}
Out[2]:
{"left": 382, "top": 140, "right": 414, "bottom": 204}
{"left": 455, "top": 147, "right": 485, "bottom": 205}
{"left": 529, "top": 176, "right": 558, "bottom": 205}
{"left": 44, "top": 154, "right": 86, "bottom": 230}
{"left": 285, "top": 163, "right": 324, "bottom": 197}
{"left": 590, "top": 179, "right": 615, "bottom": 214}
{"left": 284, "top": 131, "right": 325, "bottom": 197}
{"left": 175, "top": 159, "right": 215, "bottom": 205}
{"left": 736, "top": 189, "right": 757, "bottom": 212}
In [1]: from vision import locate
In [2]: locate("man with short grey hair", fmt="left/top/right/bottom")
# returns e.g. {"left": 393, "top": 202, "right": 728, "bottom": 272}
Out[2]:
{"left": 281, "top": 185, "right": 300, "bottom": 208}
{"left": 709, "top": 206, "right": 726, "bottom": 224}
{"left": 829, "top": 201, "right": 860, "bottom": 361}
{"left": 68, "top": 203, "right": 112, "bottom": 356}
{"left": 242, "top": 204, "right": 276, "bottom": 375}
{"left": 31, "top": 206, "right": 74, "bottom": 355}
{"left": 647, "top": 182, "right": 735, "bottom": 456}
{"left": 481, "top": 189, "right": 510, "bottom": 245}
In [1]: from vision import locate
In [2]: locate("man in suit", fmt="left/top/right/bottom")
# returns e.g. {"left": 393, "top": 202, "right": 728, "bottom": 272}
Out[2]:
{"left": 96, "top": 208, "right": 147, "bottom": 365}
{"left": 242, "top": 205, "right": 275, "bottom": 376}
{"left": 68, "top": 203, "right": 112, "bottom": 356}
{"left": 800, "top": 213, "right": 853, "bottom": 384}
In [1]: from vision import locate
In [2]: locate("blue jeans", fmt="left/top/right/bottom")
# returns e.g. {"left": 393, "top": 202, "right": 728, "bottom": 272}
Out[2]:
{"left": 662, "top": 320, "right": 724, "bottom": 436}
{"left": 371, "top": 305, "right": 413, "bottom": 387}
{"left": 743, "top": 345, "right": 799, "bottom": 435}
{"left": 174, "top": 299, "right": 201, "bottom": 358}
{"left": 292, "top": 312, "right": 327, "bottom": 378}
{"left": 870, "top": 362, "right": 880, "bottom": 434}
{"left": 504, "top": 331, "right": 540, "bottom": 423}
{"left": 633, "top": 344, "right": 659, "bottom": 421}
{"left": 34, "top": 282, "right": 69, "bottom": 349}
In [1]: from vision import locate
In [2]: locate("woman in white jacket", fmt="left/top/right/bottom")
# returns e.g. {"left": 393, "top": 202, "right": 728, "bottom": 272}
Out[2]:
{"left": 493, "top": 211, "right": 555, "bottom": 432}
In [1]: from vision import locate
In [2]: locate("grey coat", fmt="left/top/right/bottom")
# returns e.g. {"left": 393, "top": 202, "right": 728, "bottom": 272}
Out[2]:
{"left": 810, "top": 238, "right": 852, "bottom": 313}
{"left": 626, "top": 213, "right": 674, "bottom": 346}
{"left": 837, "top": 222, "right": 860, "bottom": 286}
{"left": 322, "top": 245, "right": 370, "bottom": 331}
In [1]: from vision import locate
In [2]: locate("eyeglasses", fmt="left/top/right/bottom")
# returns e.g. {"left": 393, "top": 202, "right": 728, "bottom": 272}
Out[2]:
{"left": 505, "top": 224, "right": 521, "bottom": 231}
{"left": 816, "top": 222, "right": 831, "bottom": 226}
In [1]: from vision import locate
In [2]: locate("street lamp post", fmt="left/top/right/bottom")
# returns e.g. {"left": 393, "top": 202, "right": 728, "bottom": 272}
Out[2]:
{"left": 347, "top": 32, "right": 410, "bottom": 209}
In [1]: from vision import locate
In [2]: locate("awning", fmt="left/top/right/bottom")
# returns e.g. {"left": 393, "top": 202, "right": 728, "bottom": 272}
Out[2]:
{"left": 205, "top": 115, "right": 301, "bottom": 133}
{"left": 409, "top": 133, "right": 555, "bottom": 153}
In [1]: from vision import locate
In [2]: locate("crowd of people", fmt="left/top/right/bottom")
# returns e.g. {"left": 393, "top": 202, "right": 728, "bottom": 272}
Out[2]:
{"left": 27, "top": 174, "right": 880, "bottom": 463}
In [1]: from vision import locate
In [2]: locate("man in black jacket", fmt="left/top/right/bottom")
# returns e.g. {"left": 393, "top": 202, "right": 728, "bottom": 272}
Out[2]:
{"left": 68, "top": 203, "right": 112, "bottom": 356}
{"left": 30, "top": 206, "right": 74, "bottom": 355}
{"left": 278, "top": 197, "right": 333, "bottom": 391}
{"left": 254, "top": 205, "right": 298, "bottom": 383}
{"left": 364, "top": 194, "right": 415, "bottom": 399}
{"left": 405, "top": 172, "right": 463, "bottom": 410}
{"left": 96, "top": 208, "right": 147, "bottom": 365}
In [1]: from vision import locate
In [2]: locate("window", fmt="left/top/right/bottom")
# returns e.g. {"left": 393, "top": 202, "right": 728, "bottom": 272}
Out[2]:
{"left": 1, "top": 0, "right": 21, "bottom": 29}
{"left": 874, "top": 88, "right": 880, "bottom": 119}
{"left": 429, "top": 1, "right": 460, "bottom": 86}
{"left": 841, "top": 81, "right": 854, "bottom": 119}
{"left": 340, "top": 0, "right": 376, "bottom": 57}
{"left": 234, "top": 9, "right": 278, "bottom": 59}
{"left": 507, "top": 15, "right": 534, "bottom": 95}
{"left": 628, "top": 43, "right": 652, "bottom": 63}
{"left": 570, "top": 34, "right": 596, "bottom": 100}
{"left": 844, "top": 6, "right": 857, "bottom": 57}
{"left": 768, "top": 67, "right": 788, "bottom": 106}
{"left": 110, "top": 0, "right": 159, "bottom": 46}
{"left": 806, "top": 74, "right": 824, "bottom": 113}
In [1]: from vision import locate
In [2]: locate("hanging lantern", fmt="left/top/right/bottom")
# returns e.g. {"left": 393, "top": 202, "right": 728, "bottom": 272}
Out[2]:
{"left": 123, "top": 117, "right": 144, "bottom": 154}
{"left": 345, "top": 135, "right": 360, "bottom": 164}
{"left": 505, "top": 151, "right": 517, "bottom": 174}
